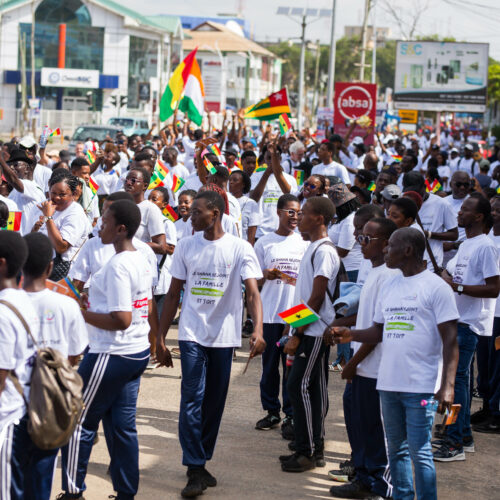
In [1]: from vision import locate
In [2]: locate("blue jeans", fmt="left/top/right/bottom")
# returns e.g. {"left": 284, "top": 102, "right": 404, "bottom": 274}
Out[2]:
{"left": 379, "top": 391, "right": 437, "bottom": 500}
{"left": 447, "top": 323, "right": 478, "bottom": 445}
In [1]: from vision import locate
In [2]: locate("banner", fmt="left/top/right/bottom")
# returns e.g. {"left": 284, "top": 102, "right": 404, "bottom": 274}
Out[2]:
{"left": 394, "top": 41, "right": 488, "bottom": 112}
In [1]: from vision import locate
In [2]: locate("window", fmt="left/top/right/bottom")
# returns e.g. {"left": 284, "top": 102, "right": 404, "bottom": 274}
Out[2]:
{"left": 128, "top": 36, "right": 158, "bottom": 109}
{"left": 35, "top": 0, "right": 91, "bottom": 25}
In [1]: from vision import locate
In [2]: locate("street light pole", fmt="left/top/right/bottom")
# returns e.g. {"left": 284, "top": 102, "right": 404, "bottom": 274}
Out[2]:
{"left": 371, "top": 0, "right": 377, "bottom": 84}
{"left": 297, "top": 15, "right": 306, "bottom": 130}
{"left": 326, "top": 0, "right": 337, "bottom": 107}
{"left": 359, "top": 0, "right": 371, "bottom": 82}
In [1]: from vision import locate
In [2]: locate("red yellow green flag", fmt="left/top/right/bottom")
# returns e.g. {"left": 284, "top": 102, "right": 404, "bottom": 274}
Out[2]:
{"left": 254, "top": 163, "right": 267, "bottom": 173}
{"left": 160, "top": 48, "right": 198, "bottom": 122}
{"left": 1, "top": 211, "right": 22, "bottom": 231}
{"left": 49, "top": 127, "right": 61, "bottom": 137}
{"left": 162, "top": 204, "right": 179, "bottom": 222}
{"left": 171, "top": 174, "right": 185, "bottom": 193}
{"left": 203, "top": 156, "right": 217, "bottom": 175}
{"left": 425, "top": 179, "right": 442, "bottom": 193}
{"left": 156, "top": 159, "right": 170, "bottom": 178}
{"left": 86, "top": 150, "right": 96, "bottom": 164}
{"left": 88, "top": 177, "right": 99, "bottom": 196}
{"left": 293, "top": 169, "right": 304, "bottom": 186}
{"left": 278, "top": 303, "right": 320, "bottom": 328}
{"left": 178, "top": 56, "right": 205, "bottom": 126}
{"left": 244, "top": 88, "right": 291, "bottom": 121}
{"left": 278, "top": 113, "right": 292, "bottom": 136}
{"left": 367, "top": 181, "right": 376, "bottom": 192}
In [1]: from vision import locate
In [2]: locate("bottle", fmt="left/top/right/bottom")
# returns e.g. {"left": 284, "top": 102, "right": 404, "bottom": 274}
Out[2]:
{"left": 39, "top": 125, "right": 50, "bottom": 149}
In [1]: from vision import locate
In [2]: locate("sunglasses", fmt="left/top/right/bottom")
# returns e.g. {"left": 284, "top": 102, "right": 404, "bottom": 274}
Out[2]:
{"left": 356, "top": 235, "right": 382, "bottom": 245}
{"left": 454, "top": 182, "right": 471, "bottom": 189}
{"left": 304, "top": 182, "right": 318, "bottom": 189}
{"left": 125, "top": 177, "right": 143, "bottom": 184}
{"left": 280, "top": 209, "right": 303, "bottom": 217}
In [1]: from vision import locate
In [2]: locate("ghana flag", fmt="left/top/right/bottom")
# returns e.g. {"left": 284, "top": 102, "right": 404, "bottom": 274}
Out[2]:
{"left": 244, "top": 88, "right": 291, "bottom": 121}
{"left": 293, "top": 169, "right": 304, "bottom": 186}
{"left": 171, "top": 174, "right": 185, "bottom": 193}
{"left": 278, "top": 303, "right": 320, "bottom": 328}
{"left": 88, "top": 177, "right": 99, "bottom": 196}
{"left": 162, "top": 204, "right": 179, "bottom": 222}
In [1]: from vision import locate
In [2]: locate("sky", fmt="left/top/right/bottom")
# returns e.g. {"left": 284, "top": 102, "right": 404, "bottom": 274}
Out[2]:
{"left": 122, "top": 0, "right": 500, "bottom": 60}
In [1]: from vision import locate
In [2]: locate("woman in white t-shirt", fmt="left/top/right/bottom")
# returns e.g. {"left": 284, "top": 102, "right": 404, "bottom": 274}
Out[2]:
{"left": 297, "top": 174, "right": 327, "bottom": 208}
{"left": 30, "top": 171, "right": 89, "bottom": 280}
{"left": 175, "top": 189, "right": 196, "bottom": 241}
{"left": 229, "top": 170, "right": 259, "bottom": 244}
{"left": 60, "top": 199, "right": 156, "bottom": 499}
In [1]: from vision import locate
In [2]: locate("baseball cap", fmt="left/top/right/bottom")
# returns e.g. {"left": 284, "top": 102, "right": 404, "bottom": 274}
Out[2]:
{"left": 381, "top": 184, "right": 401, "bottom": 201}
{"left": 19, "top": 135, "right": 37, "bottom": 149}
{"left": 327, "top": 182, "right": 356, "bottom": 207}
{"left": 450, "top": 147, "right": 459, "bottom": 154}
{"left": 402, "top": 171, "right": 425, "bottom": 193}
{"left": 464, "top": 144, "right": 473, "bottom": 151}
{"left": 351, "top": 136, "right": 364, "bottom": 146}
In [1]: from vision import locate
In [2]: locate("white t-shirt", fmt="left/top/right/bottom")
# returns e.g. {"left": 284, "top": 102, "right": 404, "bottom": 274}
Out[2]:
{"left": 87, "top": 250, "right": 153, "bottom": 355}
{"left": 418, "top": 193, "right": 457, "bottom": 268}
{"left": 237, "top": 196, "right": 260, "bottom": 241}
{"left": 33, "top": 164, "right": 52, "bottom": 194}
{"left": 0, "top": 288, "right": 39, "bottom": 432}
{"left": 356, "top": 258, "right": 373, "bottom": 285}
{"left": 136, "top": 200, "right": 166, "bottom": 243}
{"left": 8, "top": 179, "right": 46, "bottom": 235}
{"left": 227, "top": 191, "right": 242, "bottom": 224}
{"left": 33, "top": 201, "right": 89, "bottom": 261}
{"left": 294, "top": 238, "right": 340, "bottom": 337}
{"left": 255, "top": 232, "right": 309, "bottom": 323}
{"left": 69, "top": 236, "right": 158, "bottom": 289}
{"left": 170, "top": 232, "right": 262, "bottom": 347}
{"left": 155, "top": 218, "right": 178, "bottom": 295}
{"left": 183, "top": 172, "right": 202, "bottom": 192}
{"left": 454, "top": 157, "right": 478, "bottom": 176}
{"left": 488, "top": 230, "right": 500, "bottom": 318}
{"left": 311, "top": 161, "right": 351, "bottom": 185}
{"left": 374, "top": 270, "right": 459, "bottom": 393}
{"left": 185, "top": 213, "right": 239, "bottom": 238}
{"left": 352, "top": 264, "right": 400, "bottom": 379}
{"left": 181, "top": 136, "right": 196, "bottom": 172}
{"left": 448, "top": 234, "right": 499, "bottom": 336}
{"left": 0, "top": 194, "right": 18, "bottom": 212}
{"left": 26, "top": 289, "right": 88, "bottom": 357}
{"left": 175, "top": 218, "right": 192, "bottom": 241}
{"left": 92, "top": 167, "right": 121, "bottom": 195}
{"left": 251, "top": 171, "right": 298, "bottom": 238}
{"left": 328, "top": 213, "right": 363, "bottom": 272}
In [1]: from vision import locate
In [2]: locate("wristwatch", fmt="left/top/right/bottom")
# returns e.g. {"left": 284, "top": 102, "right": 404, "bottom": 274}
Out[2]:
{"left": 457, "top": 284, "right": 464, "bottom": 295}
{"left": 45, "top": 216, "right": 53, "bottom": 223}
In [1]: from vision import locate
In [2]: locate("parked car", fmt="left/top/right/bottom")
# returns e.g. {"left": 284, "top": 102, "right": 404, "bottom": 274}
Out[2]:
{"left": 107, "top": 117, "right": 149, "bottom": 136}
{"left": 68, "top": 124, "right": 122, "bottom": 155}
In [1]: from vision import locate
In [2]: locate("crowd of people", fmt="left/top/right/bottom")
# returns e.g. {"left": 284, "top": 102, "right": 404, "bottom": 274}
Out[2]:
{"left": 0, "top": 115, "right": 499, "bottom": 500}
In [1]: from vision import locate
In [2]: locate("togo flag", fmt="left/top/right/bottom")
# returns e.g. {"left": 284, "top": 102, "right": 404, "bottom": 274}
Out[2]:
{"left": 159, "top": 48, "right": 198, "bottom": 122}
{"left": 278, "top": 303, "right": 320, "bottom": 328}
{"left": 178, "top": 56, "right": 205, "bottom": 126}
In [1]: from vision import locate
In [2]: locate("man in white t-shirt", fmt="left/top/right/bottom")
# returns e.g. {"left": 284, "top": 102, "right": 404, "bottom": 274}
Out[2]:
{"left": 453, "top": 144, "right": 479, "bottom": 176}
{"left": 156, "top": 191, "right": 265, "bottom": 498}
{"left": 436, "top": 195, "right": 500, "bottom": 462}
{"left": 329, "top": 217, "right": 398, "bottom": 499}
{"left": 280, "top": 197, "right": 340, "bottom": 473}
{"left": 60, "top": 200, "right": 155, "bottom": 499}
{"left": 0, "top": 231, "right": 40, "bottom": 499}
{"left": 254, "top": 194, "right": 309, "bottom": 434}
{"left": 330, "top": 227, "right": 459, "bottom": 500}
{"left": 22, "top": 232, "right": 88, "bottom": 500}
{"left": 311, "top": 142, "right": 351, "bottom": 186}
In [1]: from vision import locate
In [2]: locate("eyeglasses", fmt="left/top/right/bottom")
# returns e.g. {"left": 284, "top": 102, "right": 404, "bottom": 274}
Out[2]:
{"left": 356, "top": 235, "right": 382, "bottom": 245}
{"left": 125, "top": 177, "right": 143, "bottom": 184}
{"left": 304, "top": 182, "right": 318, "bottom": 189}
{"left": 454, "top": 182, "right": 470, "bottom": 189}
{"left": 280, "top": 209, "right": 303, "bottom": 217}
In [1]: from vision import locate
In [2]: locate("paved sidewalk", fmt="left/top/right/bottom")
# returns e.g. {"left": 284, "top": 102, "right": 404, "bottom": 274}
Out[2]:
{"left": 54, "top": 328, "right": 500, "bottom": 499}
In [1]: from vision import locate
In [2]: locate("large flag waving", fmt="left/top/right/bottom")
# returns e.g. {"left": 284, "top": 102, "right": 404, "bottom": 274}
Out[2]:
{"left": 244, "top": 88, "right": 291, "bottom": 121}
{"left": 159, "top": 48, "right": 198, "bottom": 122}
{"left": 178, "top": 57, "right": 205, "bottom": 126}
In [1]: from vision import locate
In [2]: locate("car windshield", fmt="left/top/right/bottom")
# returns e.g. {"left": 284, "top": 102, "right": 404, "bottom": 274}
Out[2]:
{"left": 108, "top": 118, "right": 134, "bottom": 128}
{"left": 72, "top": 127, "right": 120, "bottom": 141}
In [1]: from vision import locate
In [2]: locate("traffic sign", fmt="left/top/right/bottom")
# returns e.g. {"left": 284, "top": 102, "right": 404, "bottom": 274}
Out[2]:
{"left": 398, "top": 109, "right": 418, "bottom": 124}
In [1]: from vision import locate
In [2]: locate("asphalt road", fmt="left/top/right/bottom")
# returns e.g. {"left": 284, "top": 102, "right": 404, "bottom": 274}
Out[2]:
{"left": 53, "top": 328, "right": 500, "bottom": 499}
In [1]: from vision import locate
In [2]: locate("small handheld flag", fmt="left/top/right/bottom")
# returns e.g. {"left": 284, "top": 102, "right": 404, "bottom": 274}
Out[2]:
{"left": 162, "top": 204, "right": 179, "bottom": 222}
{"left": 425, "top": 179, "right": 442, "bottom": 194}
{"left": 156, "top": 159, "right": 170, "bottom": 178}
{"left": 1, "top": 211, "right": 22, "bottom": 231}
{"left": 171, "top": 174, "right": 185, "bottom": 193}
{"left": 49, "top": 127, "right": 61, "bottom": 137}
{"left": 278, "top": 303, "right": 320, "bottom": 328}
{"left": 203, "top": 156, "right": 217, "bottom": 175}
{"left": 149, "top": 160, "right": 169, "bottom": 189}
{"left": 86, "top": 150, "right": 96, "bottom": 164}
{"left": 367, "top": 181, "right": 376, "bottom": 192}
{"left": 254, "top": 163, "right": 267, "bottom": 173}
{"left": 390, "top": 155, "right": 402, "bottom": 163}
{"left": 278, "top": 113, "right": 292, "bottom": 136}
{"left": 294, "top": 169, "right": 304, "bottom": 186}
{"left": 496, "top": 186, "right": 500, "bottom": 195}
{"left": 88, "top": 177, "right": 99, "bottom": 196}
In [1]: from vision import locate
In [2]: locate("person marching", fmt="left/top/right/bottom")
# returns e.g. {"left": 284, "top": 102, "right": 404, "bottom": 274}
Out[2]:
{"left": 156, "top": 191, "right": 266, "bottom": 498}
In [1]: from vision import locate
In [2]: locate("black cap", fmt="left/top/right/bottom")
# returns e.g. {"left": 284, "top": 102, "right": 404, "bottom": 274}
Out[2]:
{"left": 6, "top": 148, "right": 36, "bottom": 167}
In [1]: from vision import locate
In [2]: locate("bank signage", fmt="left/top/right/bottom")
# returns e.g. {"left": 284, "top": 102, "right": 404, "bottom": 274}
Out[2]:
{"left": 41, "top": 68, "right": 99, "bottom": 89}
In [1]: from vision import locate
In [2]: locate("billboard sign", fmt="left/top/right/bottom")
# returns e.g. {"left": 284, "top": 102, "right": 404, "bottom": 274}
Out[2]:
{"left": 41, "top": 68, "right": 100, "bottom": 89}
{"left": 334, "top": 82, "right": 377, "bottom": 144}
{"left": 315, "top": 107, "right": 334, "bottom": 141}
{"left": 394, "top": 41, "right": 488, "bottom": 112}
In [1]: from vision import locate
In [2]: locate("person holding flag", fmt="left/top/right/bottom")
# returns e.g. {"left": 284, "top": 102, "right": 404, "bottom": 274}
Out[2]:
{"left": 156, "top": 190, "right": 265, "bottom": 498}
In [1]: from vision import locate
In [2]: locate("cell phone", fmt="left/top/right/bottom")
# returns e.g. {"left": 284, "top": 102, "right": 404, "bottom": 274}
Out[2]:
{"left": 442, "top": 404, "right": 461, "bottom": 426}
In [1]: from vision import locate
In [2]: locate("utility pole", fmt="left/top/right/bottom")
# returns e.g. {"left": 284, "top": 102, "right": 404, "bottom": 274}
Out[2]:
{"left": 326, "top": 0, "right": 336, "bottom": 107}
{"left": 359, "top": 0, "right": 371, "bottom": 82}
{"left": 371, "top": 0, "right": 377, "bottom": 84}
{"left": 30, "top": 0, "right": 36, "bottom": 135}
{"left": 20, "top": 32, "right": 28, "bottom": 135}
{"left": 312, "top": 39, "right": 321, "bottom": 115}
{"left": 297, "top": 15, "right": 306, "bottom": 130}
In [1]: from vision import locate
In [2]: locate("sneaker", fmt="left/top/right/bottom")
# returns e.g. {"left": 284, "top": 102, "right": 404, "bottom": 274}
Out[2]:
{"left": 433, "top": 442, "right": 466, "bottom": 462}
{"left": 314, "top": 449, "right": 326, "bottom": 467}
{"left": 328, "top": 470, "right": 352, "bottom": 483}
{"left": 281, "top": 452, "right": 316, "bottom": 472}
{"left": 329, "top": 362, "right": 343, "bottom": 372}
{"left": 329, "top": 479, "right": 372, "bottom": 499}
{"left": 339, "top": 460, "right": 355, "bottom": 478}
{"left": 181, "top": 470, "right": 207, "bottom": 498}
{"left": 281, "top": 415, "right": 294, "bottom": 440}
{"left": 473, "top": 416, "right": 500, "bottom": 434}
{"left": 198, "top": 467, "right": 217, "bottom": 487}
{"left": 470, "top": 407, "right": 491, "bottom": 425}
{"left": 242, "top": 319, "right": 254, "bottom": 338}
{"left": 56, "top": 495, "right": 85, "bottom": 500}
{"left": 255, "top": 412, "right": 281, "bottom": 430}
{"left": 462, "top": 436, "right": 475, "bottom": 453}
{"left": 431, "top": 438, "right": 446, "bottom": 449}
